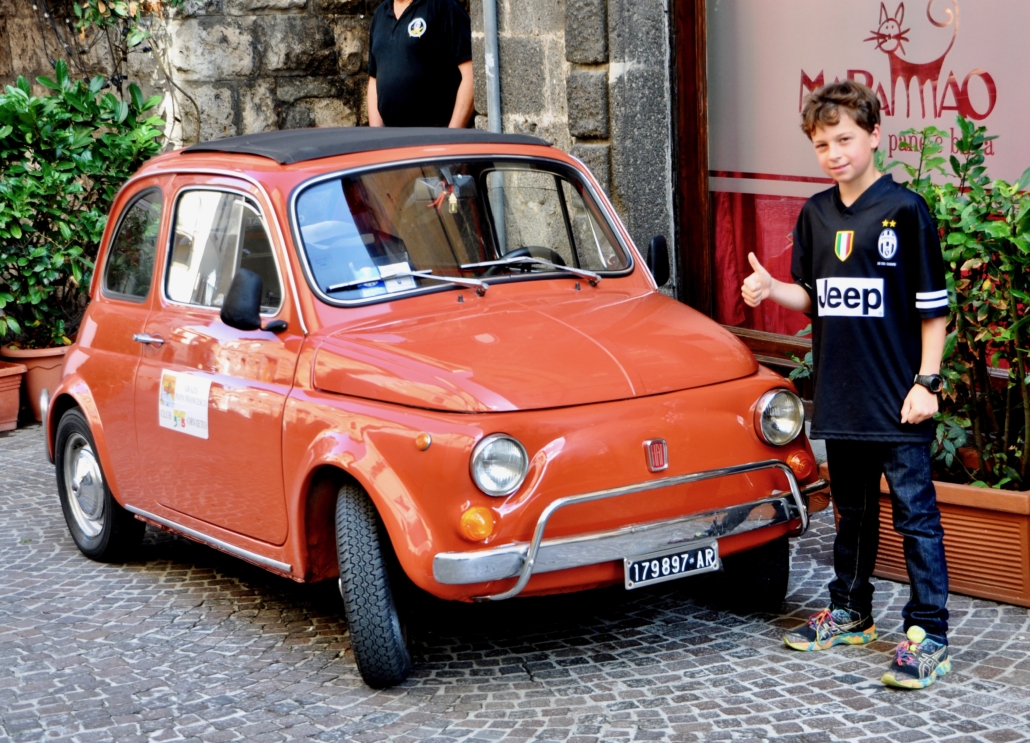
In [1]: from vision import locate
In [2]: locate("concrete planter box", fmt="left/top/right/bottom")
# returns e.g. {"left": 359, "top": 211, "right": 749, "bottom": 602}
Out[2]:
{"left": 822, "top": 463, "right": 1030, "bottom": 608}
{"left": 0, "top": 360, "right": 28, "bottom": 431}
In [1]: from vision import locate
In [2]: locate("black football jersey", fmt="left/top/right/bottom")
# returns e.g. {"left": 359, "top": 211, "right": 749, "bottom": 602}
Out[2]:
{"left": 791, "top": 175, "right": 948, "bottom": 442}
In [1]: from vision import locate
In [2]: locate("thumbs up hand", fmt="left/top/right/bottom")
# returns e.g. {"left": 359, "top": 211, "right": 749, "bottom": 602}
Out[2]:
{"left": 741, "top": 252, "right": 773, "bottom": 308}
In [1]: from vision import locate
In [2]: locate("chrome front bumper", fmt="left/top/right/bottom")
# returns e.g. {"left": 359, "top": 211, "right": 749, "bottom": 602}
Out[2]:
{"left": 433, "top": 459, "right": 827, "bottom": 601}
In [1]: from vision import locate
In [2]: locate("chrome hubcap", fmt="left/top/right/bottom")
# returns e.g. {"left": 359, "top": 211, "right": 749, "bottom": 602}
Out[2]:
{"left": 63, "top": 433, "right": 104, "bottom": 538}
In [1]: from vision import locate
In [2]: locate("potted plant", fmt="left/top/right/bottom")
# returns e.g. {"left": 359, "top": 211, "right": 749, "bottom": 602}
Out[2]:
{"left": 0, "top": 359, "right": 27, "bottom": 431}
{"left": 831, "top": 116, "right": 1030, "bottom": 607}
{"left": 0, "top": 61, "right": 165, "bottom": 420}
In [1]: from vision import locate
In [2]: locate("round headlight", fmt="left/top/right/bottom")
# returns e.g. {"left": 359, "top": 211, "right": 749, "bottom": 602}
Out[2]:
{"left": 470, "top": 434, "right": 529, "bottom": 497}
{"left": 755, "top": 389, "right": 805, "bottom": 445}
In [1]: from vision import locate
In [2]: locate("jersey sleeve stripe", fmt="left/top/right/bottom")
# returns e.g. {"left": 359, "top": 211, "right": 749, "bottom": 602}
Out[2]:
{"left": 915, "top": 298, "right": 949, "bottom": 309}
{"left": 915, "top": 290, "right": 948, "bottom": 300}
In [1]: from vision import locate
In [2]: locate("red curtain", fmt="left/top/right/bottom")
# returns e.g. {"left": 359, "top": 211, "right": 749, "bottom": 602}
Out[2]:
{"left": 712, "top": 191, "right": 810, "bottom": 336}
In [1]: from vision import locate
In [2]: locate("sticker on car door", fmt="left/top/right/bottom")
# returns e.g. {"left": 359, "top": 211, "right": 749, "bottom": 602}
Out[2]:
{"left": 159, "top": 370, "right": 211, "bottom": 439}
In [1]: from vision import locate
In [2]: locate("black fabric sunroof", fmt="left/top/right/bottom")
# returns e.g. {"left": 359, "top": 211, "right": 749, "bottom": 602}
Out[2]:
{"left": 181, "top": 127, "right": 551, "bottom": 165}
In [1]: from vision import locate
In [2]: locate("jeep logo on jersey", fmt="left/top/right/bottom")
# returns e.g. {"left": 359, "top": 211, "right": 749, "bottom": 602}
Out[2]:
{"left": 878, "top": 227, "right": 898, "bottom": 260}
{"left": 816, "top": 278, "right": 884, "bottom": 317}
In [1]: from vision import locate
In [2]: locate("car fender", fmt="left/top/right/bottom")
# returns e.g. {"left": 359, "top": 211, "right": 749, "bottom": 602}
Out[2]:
{"left": 287, "top": 420, "right": 438, "bottom": 589}
{"left": 46, "top": 376, "right": 130, "bottom": 506}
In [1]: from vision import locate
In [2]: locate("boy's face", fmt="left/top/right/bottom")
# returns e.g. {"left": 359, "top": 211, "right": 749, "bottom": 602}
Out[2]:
{"left": 811, "top": 112, "right": 881, "bottom": 186}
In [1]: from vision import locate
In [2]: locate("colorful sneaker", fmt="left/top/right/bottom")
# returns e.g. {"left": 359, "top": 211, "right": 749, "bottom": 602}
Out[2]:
{"left": 881, "top": 626, "right": 951, "bottom": 689}
{"left": 783, "top": 607, "right": 877, "bottom": 651}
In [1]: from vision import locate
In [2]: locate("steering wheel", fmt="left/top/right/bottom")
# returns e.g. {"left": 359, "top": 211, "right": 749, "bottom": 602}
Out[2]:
{"left": 485, "top": 246, "right": 567, "bottom": 276}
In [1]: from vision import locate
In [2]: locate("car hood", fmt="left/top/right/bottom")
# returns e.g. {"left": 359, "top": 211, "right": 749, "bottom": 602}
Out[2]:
{"left": 312, "top": 289, "right": 758, "bottom": 412}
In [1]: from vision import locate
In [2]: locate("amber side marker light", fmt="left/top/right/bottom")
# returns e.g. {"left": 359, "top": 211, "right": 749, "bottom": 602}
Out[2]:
{"left": 415, "top": 433, "right": 432, "bottom": 450}
{"left": 787, "top": 451, "right": 814, "bottom": 479}
{"left": 459, "top": 506, "right": 495, "bottom": 541}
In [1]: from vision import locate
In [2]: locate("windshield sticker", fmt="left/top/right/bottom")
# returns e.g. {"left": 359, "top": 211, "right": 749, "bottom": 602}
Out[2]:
{"left": 379, "top": 262, "right": 418, "bottom": 293}
{"left": 159, "top": 370, "right": 211, "bottom": 439}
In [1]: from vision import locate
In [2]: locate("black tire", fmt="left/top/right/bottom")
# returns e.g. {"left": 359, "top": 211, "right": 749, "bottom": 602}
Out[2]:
{"left": 719, "top": 536, "right": 790, "bottom": 613}
{"left": 335, "top": 483, "right": 412, "bottom": 688}
{"left": 55, "top": 408, "right": 144, "bottom": 562}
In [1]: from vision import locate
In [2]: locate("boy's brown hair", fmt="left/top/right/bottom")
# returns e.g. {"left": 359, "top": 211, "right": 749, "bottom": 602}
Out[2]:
{"left": 801, "top": 80, "right": 881, "bottom": 139}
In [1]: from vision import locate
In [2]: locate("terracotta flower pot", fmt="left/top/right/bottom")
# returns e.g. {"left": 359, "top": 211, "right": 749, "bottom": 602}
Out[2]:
{"left": 821, "top": 462, "right": 1030, "bottom": 608}
{"left": 0, "top": 360, "right": 28, "bottom": 431}
{"left": 0, "top": 345, "right": 69, "bottom": 423}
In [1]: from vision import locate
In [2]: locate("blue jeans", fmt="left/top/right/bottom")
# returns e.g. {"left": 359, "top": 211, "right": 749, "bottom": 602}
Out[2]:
{"left": 826, "top": 440, "right": 949, "bottom": 642}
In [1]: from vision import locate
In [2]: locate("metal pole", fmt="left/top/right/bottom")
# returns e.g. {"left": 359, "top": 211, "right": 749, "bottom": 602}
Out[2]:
{"left": 483, "top": 0, "right": 501, "bottom": 133}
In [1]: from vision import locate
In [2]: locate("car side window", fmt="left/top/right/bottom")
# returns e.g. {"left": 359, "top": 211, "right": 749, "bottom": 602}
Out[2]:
{"left": 103, "top": 189, "right": 163, "bottom": 300}
{"left": 167, "top": 190, "right": 283, "bottom": 313}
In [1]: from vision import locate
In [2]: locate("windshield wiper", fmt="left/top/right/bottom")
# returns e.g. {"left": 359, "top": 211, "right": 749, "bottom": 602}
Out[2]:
{"left": 327, "top": 269, "right": 488, "bottom": 296}
{"left": 460, "top": 256, "right": 602, "bottom": 286}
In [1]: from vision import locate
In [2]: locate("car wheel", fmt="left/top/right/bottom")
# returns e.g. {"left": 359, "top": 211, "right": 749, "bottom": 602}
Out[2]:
{"left": 719, "top": 536, "right": 790, "bottom": 613}
{"left": 55, "top": 408, "right": 144, "bottom": 562}
{"left": 335, "top": 482, "right": 412, "bottom": 688}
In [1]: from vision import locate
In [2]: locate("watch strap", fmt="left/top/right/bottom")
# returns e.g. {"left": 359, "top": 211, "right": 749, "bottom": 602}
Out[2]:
{"left": 913, "top": 374, "right": 943, "bottom": 393}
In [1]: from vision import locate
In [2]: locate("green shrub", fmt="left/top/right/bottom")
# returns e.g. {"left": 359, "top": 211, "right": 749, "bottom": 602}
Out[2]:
{"left": 888, "top": 116, "right": 1030, "bottom": 489}
{"left": 0, "top": 60, "right": 165, "bottom": 348}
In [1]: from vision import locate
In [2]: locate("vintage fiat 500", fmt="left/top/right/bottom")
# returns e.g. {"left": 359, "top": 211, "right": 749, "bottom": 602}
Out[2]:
{"left": 44, "top": 127, "right": 826, "bottom": 687}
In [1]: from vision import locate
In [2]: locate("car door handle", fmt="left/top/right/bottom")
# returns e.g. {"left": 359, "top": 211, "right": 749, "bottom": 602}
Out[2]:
{"left": 132, "top": 333, "right": 165, "bottom": 346}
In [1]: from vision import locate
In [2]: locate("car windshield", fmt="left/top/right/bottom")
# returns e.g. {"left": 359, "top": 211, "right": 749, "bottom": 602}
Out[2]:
{"left": 294, "top": 159, "right": 630, "bottom": 302}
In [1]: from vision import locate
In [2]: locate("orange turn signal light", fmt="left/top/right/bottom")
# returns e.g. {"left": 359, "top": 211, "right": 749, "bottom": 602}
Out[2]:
{"left": 787, "top": 451, "right": 814, "bottom": 479}
{"left": 415, "top": 432, "right": 432, "bottom": 451}
{"left": 459, "top": 506, "right": 495, "bottom": 542}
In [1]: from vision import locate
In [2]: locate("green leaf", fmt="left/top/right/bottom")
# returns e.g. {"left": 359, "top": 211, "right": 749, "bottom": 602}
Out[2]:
{"left": 126, "top": 27, "right": 147, "bottom": 47}
{"left": 10, "top": 224, "right": 21, "bottom": 239}
{"left": 984, "top": 221, "right": 1010, "bottom": 239}
{"left": 36, "top": 75, "right": 60, "bottom": 91}
{"left": 54, "top": 59, "right": 69, "bottom": 88}
{"left": 942, "top": 330, "right": 958, "bottom": 360}
{"left": 1017, "top": 166, "right": 1030, "bottom": 192}
{"left": 128, "top": 83, "right": 144, "bottom": 112}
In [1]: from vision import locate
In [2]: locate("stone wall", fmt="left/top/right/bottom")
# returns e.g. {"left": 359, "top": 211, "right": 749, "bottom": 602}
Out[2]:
{"left": 469, "top": 0, "right": 675, "bottom": 287}
{"left": 154, "top": 0, "right": 375, "bottom": 144}
{"left": 1, "top": 0, "right": 675, "bottom": 293}
{"left": 0, "top": 1, "right": 459, "bottom": 144}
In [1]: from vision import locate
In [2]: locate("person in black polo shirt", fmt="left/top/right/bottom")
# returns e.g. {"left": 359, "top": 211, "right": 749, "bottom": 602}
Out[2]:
{"left": 367, "top": 0, "right": 473, "bottom": 128}
{"left": 741, "top": 81, "right": 952, "bottom": 690}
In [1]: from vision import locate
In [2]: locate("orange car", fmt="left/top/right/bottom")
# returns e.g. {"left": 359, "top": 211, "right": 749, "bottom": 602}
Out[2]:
{"left": 44, "top": 128, "right": 826, "bottom": 687}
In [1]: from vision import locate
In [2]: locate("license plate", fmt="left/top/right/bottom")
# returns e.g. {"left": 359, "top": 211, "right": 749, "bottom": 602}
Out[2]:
{"left": 624, "top": 541, "right": 720, "bottom": 590}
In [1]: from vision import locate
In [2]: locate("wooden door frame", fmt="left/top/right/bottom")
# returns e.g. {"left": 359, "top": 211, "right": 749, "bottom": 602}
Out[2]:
{"left": 669, "top": 1, "right": 805, "bottom": 368}
{"left": 670, "top": 0, "right": 713, "bottom": 317}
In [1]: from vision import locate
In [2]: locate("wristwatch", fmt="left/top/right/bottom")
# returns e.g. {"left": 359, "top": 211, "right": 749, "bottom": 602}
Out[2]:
{"left": 914, "top": 374, "right": 944, "bottom": 394}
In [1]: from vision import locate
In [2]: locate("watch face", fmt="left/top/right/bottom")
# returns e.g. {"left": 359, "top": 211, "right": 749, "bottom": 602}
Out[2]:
{"left": 929, "top": 376, "right": 944, "bottom": 393}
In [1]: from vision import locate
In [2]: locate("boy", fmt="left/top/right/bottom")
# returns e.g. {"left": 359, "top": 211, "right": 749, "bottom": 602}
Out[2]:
{"left": 741, "top": 80, "right": 951, "bottom": 689}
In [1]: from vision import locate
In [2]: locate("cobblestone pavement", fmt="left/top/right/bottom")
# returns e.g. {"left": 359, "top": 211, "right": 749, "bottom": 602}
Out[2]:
{"left": 3, "top": 423, "right": 1030, "bottom": 743}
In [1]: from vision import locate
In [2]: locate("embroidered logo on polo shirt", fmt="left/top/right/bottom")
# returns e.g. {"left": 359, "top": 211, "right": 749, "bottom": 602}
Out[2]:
{"left": 408, "top": 18, "right": 427, "bottom": 37}
{"left": 834, "top": 231, "right": 854, "bottom": 262}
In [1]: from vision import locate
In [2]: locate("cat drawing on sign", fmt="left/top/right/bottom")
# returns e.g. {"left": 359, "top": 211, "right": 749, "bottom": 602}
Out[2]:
{"left": 865, "top": 0, "right": 959, "bottom": 118}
